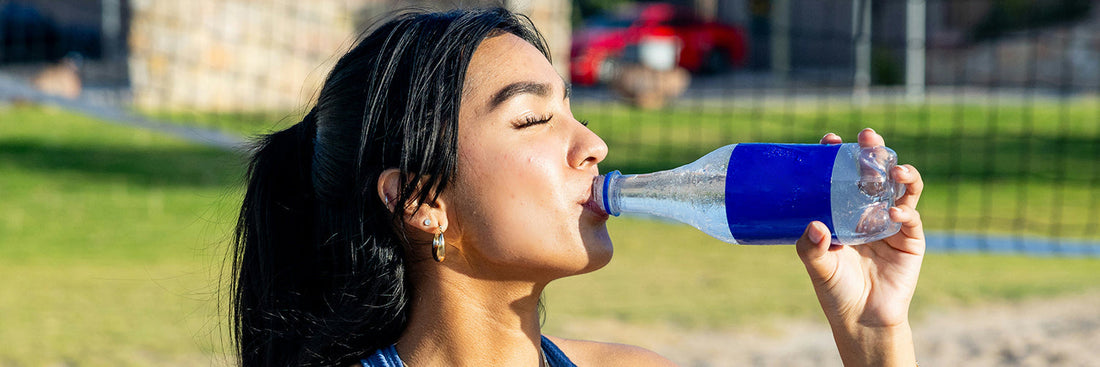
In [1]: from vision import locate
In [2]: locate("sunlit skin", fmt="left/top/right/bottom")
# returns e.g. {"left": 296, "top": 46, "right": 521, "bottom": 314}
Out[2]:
{"left": 375, "top": 32, "right": 927, "bottom": 366}
{"left": 445, "top": 33, "right": 613, "bottom": 280}
{"left": 377, "top": 33, "right": 668, "bottom": 366}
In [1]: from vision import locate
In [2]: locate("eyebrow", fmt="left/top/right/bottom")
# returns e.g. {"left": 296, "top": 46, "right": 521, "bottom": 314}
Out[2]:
{"left": 488, "top": 78, "right": 572, "bottom": 111}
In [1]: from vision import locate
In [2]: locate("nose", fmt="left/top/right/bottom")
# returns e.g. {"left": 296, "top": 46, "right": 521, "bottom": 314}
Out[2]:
{"left": 568, "top": 119, "right": 608, "bottom": 170}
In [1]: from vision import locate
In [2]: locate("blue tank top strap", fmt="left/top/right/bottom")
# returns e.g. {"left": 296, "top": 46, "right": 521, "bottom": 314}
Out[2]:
{"left": 361, "top": 344, "right": 403, "bottom": 367}
{"left": 540, "top": 335, "right": 578, "bottom": 367}
{"left": 362, "top": 337, "right": 573, "bottom": 367}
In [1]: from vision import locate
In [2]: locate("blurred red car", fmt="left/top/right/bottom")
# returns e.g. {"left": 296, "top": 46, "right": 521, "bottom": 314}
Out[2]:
{"left": 570, "top": 3, "right": 748, "bottom": 85}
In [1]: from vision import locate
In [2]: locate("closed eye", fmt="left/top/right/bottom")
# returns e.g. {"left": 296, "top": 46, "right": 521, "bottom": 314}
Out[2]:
{"left": 514, "top": 114, "right": 553, "bottom": 129}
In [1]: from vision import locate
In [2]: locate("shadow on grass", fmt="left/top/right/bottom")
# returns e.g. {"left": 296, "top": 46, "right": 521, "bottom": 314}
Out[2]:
{"left": 0, "top": 139, "right": 245, "bottom": 188}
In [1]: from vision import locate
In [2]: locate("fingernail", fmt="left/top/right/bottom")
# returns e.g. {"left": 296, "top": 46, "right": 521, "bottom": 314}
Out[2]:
{"left": 898, "top": 165, "right": 909, "bottom": 173}
{"left": 863, "top": 127, "right": 876, "bottom": 134}
{"left": 810, "top": 222, "right": 827, "bottom": 243}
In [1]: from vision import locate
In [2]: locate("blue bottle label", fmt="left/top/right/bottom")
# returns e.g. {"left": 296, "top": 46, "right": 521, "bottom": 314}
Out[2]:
{"left": 725, "top": 144, "right": 841, "bottom": 245}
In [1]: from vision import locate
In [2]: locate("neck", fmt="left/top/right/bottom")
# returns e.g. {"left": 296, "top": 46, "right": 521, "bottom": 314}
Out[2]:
{"left": 396, "top": 265, "right": 547, "bottom": 367}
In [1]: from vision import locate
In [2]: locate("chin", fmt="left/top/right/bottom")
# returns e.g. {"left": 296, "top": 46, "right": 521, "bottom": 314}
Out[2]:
{"left": 576, "top": 227, "right": 614, "bottom": 274}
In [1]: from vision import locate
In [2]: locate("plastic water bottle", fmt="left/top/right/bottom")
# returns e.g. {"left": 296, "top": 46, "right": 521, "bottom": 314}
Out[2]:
{"left": 593, "top": 143, "right": 906, "bottom": 245}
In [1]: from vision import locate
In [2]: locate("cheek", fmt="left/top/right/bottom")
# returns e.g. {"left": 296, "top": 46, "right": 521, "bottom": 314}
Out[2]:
{"left": 452, "top": 141, "right": 576, "bottom": 259}
{"left": 475, "top": 147, "right": 563, "bottom": 227}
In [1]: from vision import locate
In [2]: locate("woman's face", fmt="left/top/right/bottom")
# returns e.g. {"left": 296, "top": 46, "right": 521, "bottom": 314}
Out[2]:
{"left": 444, "top": 33, "right": 611, "bottom": 279}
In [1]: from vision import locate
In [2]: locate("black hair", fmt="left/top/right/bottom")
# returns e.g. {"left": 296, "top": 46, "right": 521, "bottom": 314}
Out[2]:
{"left": 229, "top": 8, "right": 550, "bottom": 366}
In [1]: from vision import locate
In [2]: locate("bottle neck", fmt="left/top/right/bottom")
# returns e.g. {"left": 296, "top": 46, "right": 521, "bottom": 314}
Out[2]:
{"left": 596, "top": 167, "right": 725, "bottom": 221}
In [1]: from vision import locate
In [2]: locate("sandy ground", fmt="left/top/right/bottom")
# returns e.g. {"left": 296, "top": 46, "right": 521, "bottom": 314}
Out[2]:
{"left": 554, "top": 292, "right": 1100, "bottom": 366}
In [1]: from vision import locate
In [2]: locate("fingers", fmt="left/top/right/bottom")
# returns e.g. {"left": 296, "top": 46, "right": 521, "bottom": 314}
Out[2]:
{"left": 889, "top": 206, "right": 924, "bottom": 239}
{"left": 857, "top": 128, "right": 885, "bottom": 148}
{"left": 822, "top": 128, "right": 883, "bottom": 146}
{"left": 820, "top": 133, "right": 842, "bottom": 145}
{"left": 888, "top": 205, "right": 926, "bottom": 255}
{"left": 796, "top": 221, "right": 836, "bottom": 282}
{"left": 892, "top": 164, "right": 923, "bottom": 209}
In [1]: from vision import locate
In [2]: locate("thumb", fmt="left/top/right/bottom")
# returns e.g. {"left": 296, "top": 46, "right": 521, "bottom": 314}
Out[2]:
{"left": 796, "top": 221, "right": 834, "bottom": 280}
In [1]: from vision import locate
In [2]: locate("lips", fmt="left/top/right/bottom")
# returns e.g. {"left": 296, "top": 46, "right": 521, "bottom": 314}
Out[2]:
{"left": 581, "top": 177, "right": 610, "bottom": 220}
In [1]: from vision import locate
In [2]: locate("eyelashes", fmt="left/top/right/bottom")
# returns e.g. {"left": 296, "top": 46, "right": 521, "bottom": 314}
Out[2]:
{"left": 513, "top": 114, "right": 591, "bottom": 129}
{"left": 515, "top": 114, "right": 553, "bottom": 129}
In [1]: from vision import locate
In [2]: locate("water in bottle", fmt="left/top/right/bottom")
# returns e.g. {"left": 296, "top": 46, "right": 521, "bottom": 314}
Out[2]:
{"left": 592, "top": 143, "right": 906, "bottom": 245}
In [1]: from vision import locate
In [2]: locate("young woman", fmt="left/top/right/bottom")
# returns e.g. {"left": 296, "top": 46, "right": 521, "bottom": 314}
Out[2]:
{"left": 230, "top": 8, "right": 926, "bottom": 367}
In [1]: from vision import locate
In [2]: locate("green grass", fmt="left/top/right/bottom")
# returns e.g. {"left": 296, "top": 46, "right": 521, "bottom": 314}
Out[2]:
{"left": 3, "top": 100, "right": 1100, "bottom": 364}
{"left": 0, "top": 107, "right": 244, "bottom": 262}
{"left": 1, "top": 105, "right": 242, "bottom": 365}
{"left": 0, "top": 263, "right": 231, "bottom": 366}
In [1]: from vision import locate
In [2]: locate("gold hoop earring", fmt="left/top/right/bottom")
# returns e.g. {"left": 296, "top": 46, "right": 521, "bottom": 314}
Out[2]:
{"left": 432, "top": 226, "right": 446, "bottom": 262}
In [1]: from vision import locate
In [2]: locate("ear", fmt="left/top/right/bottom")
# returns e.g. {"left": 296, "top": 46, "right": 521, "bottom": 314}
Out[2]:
{"left": 377, "top": 168, "right": 402, "bottom": 213}
{"left": 376, "top": 168, "right": 449, "bottom": 236}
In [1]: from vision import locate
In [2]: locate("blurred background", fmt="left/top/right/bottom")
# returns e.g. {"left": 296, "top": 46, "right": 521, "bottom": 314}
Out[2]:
{"left": 1, "top": 0, "right": 1098, "bottom": 365}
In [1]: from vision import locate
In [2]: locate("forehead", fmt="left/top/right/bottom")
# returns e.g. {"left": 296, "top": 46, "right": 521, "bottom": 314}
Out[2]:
{"left": 463, "top": 33, "right": 560, "bottom": 107}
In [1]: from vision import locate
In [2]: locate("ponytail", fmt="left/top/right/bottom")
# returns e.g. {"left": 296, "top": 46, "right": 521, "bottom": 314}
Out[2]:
{"left": 231, "top": 109, "right": 410, "bottom": 366}
{"left": 233, "top": 111, "right": 317, "bottom": 364}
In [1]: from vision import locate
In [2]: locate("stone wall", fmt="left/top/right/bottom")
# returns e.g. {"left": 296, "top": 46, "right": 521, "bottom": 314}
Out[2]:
{"left": 127, "top": 0, "right": 571, "bottom": 112}
{"left": 127, "top": 0, "right": 379, "bottom": 111}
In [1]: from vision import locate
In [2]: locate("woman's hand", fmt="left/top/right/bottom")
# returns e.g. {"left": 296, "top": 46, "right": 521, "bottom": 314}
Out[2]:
{"left": 797, "top": 128, "right": 925, "bottom": 367}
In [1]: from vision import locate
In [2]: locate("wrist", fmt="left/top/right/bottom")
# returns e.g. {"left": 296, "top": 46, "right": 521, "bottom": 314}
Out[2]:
{"left": 830, "top": 321, "right": 916, "bottom": 367}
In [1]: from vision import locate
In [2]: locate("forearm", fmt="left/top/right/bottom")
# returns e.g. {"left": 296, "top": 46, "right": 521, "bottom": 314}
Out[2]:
{"left": 829, "top": 321, "right": 916, "bottom": 367}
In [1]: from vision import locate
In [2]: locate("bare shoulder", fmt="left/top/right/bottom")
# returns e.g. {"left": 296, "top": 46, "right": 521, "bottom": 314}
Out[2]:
{"left": 545, "top": 335, "right": 678, "bottom": 367}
